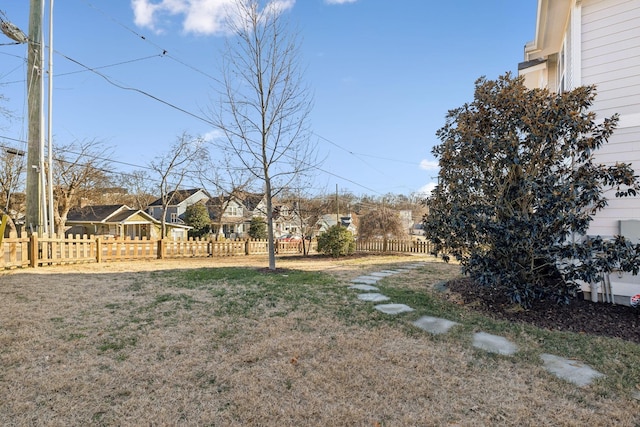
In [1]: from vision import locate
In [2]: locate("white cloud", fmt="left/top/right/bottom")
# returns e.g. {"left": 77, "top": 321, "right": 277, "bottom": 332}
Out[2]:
{"left": 131, "top": 0, "right": 162, "bottom": 28}
{"left": 419, "top": 159, "right": 439, "bottom": 171}
{"left": 416, "top": 182, "right": 437, "bottom": 197}
{"left": 131, "top": 0, "right": 295, "bottom": 35}
{"left": 263, "top": 0, "right": 296, "bottom": 17}
{"left": 202, "top": 128, "right": 224, "bottom": 142}
{"left": 325, "top": 0, "right": 357, "bottom": 4}
{"left": 183, "top": 0, "right": 236, "bottom": 35}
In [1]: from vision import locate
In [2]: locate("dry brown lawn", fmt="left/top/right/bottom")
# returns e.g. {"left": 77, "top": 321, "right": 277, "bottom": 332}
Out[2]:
{"left": 1, "top": 254, "right": 639, "bottom": 426}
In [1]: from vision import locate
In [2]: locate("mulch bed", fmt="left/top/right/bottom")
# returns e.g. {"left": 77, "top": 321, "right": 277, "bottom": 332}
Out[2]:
{"left": 447, "top": 278, "right": 640, "bottom": 344}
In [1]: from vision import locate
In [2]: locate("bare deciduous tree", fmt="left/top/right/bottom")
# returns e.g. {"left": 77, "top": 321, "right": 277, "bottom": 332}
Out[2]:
{"left": 52, "top": 139, "right": 113, "bottom": 234}
{"left": 279, "top": 181, "right": 330, "bottom": 256}
{"left": 210, "top": 0, "right": 318, "bottom": 270}
{"left": 149, "top": 133, "right": 206, "bottom": 239}
{"left": 358, "top": 205, "right": 406, "bottom": 244}
{"left": 200, "top": 150, "right": 254, "bottom": 239}
{"left": 117, "top": 169, "right": 157, "bottom": 211}
{"left": 0, "top": 146, "right": 25, "bottom": 234}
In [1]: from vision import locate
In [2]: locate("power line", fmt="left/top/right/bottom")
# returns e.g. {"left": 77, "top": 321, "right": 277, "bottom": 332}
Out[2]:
{"left": 2, "top": 5, "right": 422, "bottom": 197}
{"left": 57, "top": 51, "right": 217, "bottom": 127}
{"left": 312, "top": 132, "right": 418, "bottom": 166}
{"left": 1, "top": 53, "right": 165, "bottom": 85}
{"left": 71, "top": 1, "right": 418, "bottom": 190}
{"left": 80, "top": 0, "right": 222, "bottom": 84}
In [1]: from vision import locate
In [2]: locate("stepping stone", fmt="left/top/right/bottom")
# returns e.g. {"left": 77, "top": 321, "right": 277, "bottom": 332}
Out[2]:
{"left": 413, "top": 316, "right": 459, "bottom": 335}
{"left": 357, "top": 293, "right": 390, "bottom": 302}
{"left": 433, "top": 281, "right": 448, "bottom": 292}
{"left": 351, "top": 276, "right": 380, "bottom": 285}
{"left": 348, "top": 284, "right": 379, "bottom": 292}
{"left": 374, "top": 303, "right": 414, "bottom": 315}
{"left": 379, "top": 270, "right": 401, "bottom": 275}
{"left": 540, "top": 354, "right": 605, "bottom": 387}
{"left": 370, "top": 271, "right": 395, "bottom": 277}
{"left": 472, "top": 332, "right": 518, "bottom": 356}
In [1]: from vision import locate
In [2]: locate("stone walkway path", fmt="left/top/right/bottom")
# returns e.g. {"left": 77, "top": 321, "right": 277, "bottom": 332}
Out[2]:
{"left": 349, "top": 262, "right": 606, "bottom": 388}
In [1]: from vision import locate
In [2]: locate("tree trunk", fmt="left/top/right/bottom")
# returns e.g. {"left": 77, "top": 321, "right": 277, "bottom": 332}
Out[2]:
{"left": 265, "top": 179, "right": 275, "bottom": 270}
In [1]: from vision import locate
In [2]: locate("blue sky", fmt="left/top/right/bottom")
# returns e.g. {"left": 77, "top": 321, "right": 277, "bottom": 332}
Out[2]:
{"left": 1, "top": 0, "right": 537, "bottom": 198}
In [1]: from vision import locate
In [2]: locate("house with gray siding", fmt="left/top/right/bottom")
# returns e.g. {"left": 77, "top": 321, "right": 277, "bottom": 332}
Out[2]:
{"left": 147, "top": 188, "right": 210, "bottom": 225}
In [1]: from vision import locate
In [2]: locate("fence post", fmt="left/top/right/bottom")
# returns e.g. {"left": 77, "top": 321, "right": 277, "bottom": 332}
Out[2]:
{"left": 157, "top": 239, "right": 165, "bottom": 259}
{"left": 96, "top": 237, "right": 102, "bottom": 263}
{"left": 29, "top": 234, "right": 38, "bottom": 268}
{"left": 245, "top": 239, "right": 250, "bottom": 255}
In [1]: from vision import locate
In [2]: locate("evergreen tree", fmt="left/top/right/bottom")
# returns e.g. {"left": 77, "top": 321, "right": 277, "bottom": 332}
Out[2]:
{"left": 248, "top": 217, "right": 267, "bottom": 240}
{"left": 184, "top": 203, "right": 211, "bottom": 238}
{"left": 425, "top": 73, "right": 640, "bottom": 307}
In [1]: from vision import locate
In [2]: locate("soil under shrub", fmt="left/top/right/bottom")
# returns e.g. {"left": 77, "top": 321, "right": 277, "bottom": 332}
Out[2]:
{"left": 446, "top": 278, "right": 640, "bottom": 344}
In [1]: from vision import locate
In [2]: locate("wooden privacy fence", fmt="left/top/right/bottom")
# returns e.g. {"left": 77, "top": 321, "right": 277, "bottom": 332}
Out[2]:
{"left": 1, "top": 232, "right": 430, "bottom": 269}
{"left": 356, "top": 239, "right": 432, "bottom": 254}
{"left": 0, "top": 233, "right": 310, "bottom": 269}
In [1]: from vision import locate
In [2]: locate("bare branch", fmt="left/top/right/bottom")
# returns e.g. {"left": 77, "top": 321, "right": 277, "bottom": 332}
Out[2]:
{"left": 207, "top": 1, "right": 319, "bottom": 269}
{"left": 148, "top": 132, "right": 207, "bottom": 238}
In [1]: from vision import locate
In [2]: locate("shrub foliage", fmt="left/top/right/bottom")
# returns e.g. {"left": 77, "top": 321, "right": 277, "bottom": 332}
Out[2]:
{"left": 317, "top": 225, "right": 355, "bottom": 258}
{"left": 184, "top": 203, "right": 211, "bottom": 238}
{"left": 424, "top": 74, "right": 640, "bottom": 307}
{"left": 248, "top": 217, "right": 268, "bottom": 240}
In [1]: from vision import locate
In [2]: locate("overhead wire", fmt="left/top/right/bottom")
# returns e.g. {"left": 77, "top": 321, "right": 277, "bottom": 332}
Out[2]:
{"left": 45, "top": 50, "right": 386, "bottom": 194}
{"left": 79, "top": 0, "right": 223, "bottom": 84}
{"left": 1, "top": 137, "right": 415, "bottom": 214}
{"left": 2, "top": 2, "right": 424, "bottom": 197}
{"left": 74, "top": 0, "right": 422, "bottom": 190}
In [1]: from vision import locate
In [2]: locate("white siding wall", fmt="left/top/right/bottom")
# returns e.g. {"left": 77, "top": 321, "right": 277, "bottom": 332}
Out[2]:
{"left": 581, "top": 0, "right": 640, "bottom": 236}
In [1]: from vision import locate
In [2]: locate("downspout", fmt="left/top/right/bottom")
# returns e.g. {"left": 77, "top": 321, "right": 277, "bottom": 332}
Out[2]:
{"left": 604, "top": 273, "right": 612, "bottom": 304}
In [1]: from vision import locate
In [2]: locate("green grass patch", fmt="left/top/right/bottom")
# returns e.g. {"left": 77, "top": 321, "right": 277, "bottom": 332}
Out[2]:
{"left": 152, "top": 267, "right": 347, "bottom": 319}
{"left": 65, "top": 333, "right": 87, "bottom": 341}
{"left": 151, "top": 293, "right": 197, "bottom": 310}
{"left": 98, "top": 335, "right": 138, "bottom": 353}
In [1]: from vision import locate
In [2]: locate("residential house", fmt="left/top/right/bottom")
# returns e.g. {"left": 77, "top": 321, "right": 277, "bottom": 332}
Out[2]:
{"left": 316, "top": 214, "right": 357, "bottom": 235}
{"left": 410, "top": 223, "right": 426, "bottom": 240}
{"left": 147, "top": 188, "right": 210, "bottom": 225}
{"left": 207, "top": 196, "right": 246, "bottom": 238}
{"left": 207, "top": 192, "right": 268, "bottom": 238}
{"left": 206, "top": 193, "right": 311, "bottom": 239}
{"left": 243, "top": 192, "right": 268, "bottom": 218}
{"left": 519, "top": 0, "right": 640, "bottom": 303}
{"left": 65, "top": 204, "right": 190, "bottom": 240}
{"left": 273, "top": 204, "right": 303, "bottom": 238}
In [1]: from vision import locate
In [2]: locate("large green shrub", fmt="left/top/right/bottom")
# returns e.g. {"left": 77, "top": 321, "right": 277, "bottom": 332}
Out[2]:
{"left": 317, "top": 225, "right": 355, "bottom": 258}
{"left": 248, "top": 217, "right": 267, "bottom": 240}
{"left": 184, "top": 203, "right": 211, "bottom": 238}
{"left": 424, "top": 73, "right": 640, "bottom": 308}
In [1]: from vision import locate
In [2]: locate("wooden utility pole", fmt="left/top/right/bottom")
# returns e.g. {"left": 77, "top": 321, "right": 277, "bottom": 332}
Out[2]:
{"left": 26, "top": 0, "right": 44, "bottom": 234}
